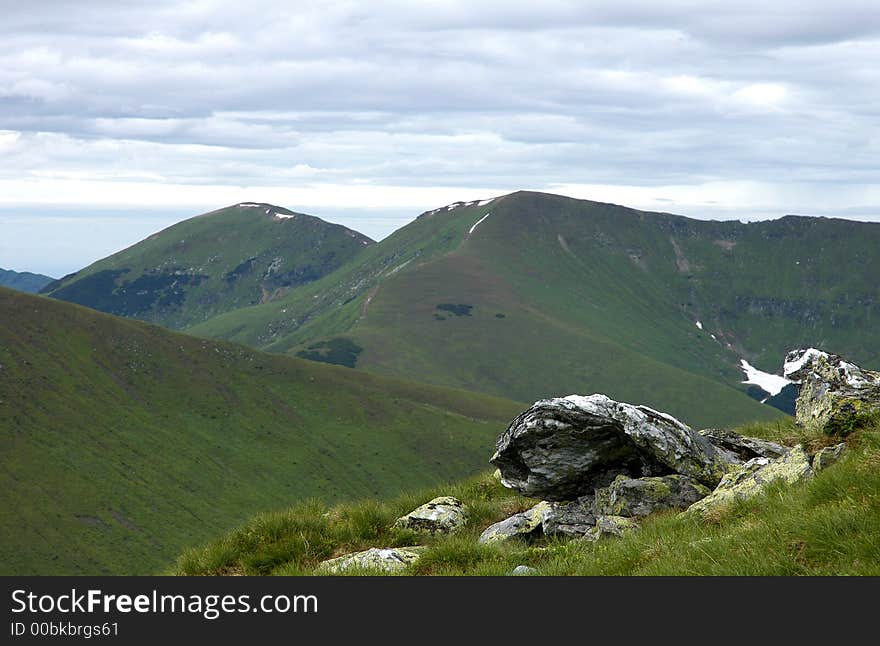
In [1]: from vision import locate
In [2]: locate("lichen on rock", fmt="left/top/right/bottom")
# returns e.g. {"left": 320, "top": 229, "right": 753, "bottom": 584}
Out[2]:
{"left": 784, "top": 348, "right": 880, "bottom": 436}
{"left": 684, "top": 445, "right": 813, "bottom": 517}
{"left": 393, "top": 496, "right": 468, "bottom": 534}
{"left": 317, "top": 546, "right": 426, "bottom": 574}
{"left": 594, "top": 474, "right": 710, "bottom": 518}
{"left": 479, "top": 501, "right": 549, "bottom": 544}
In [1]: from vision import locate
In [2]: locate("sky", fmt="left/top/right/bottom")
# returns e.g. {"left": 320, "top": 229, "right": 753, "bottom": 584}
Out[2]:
{"left": 2, "top": 0, "right": 879, "bottom": 276}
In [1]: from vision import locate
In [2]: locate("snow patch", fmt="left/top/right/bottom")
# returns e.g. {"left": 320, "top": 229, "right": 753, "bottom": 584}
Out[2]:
{"left": 783, "top": 348, "right": 826, "bottom": 379}
{"left": 740, "top": 359, "right": 791, "bottom": 396}
{"left": 695, "top": 321, "right": 703, "bottom": 330}
{"left": 710, "top": 333, "right": 717, "bottom": 341}
{"left": 273, "top": 211, "right": 295, "bottom": 219}
{"left": 477, "top": 198, "right": 495, "bottom": 206}
{"left": 238, "top": 202, "right": 261, "bottom": 208}
{"left": 468, "top": 212, "right": 491, "bottom": 235}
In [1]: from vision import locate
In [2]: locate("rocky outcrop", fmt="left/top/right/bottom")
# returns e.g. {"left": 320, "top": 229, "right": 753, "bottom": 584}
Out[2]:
{"left": 393, "top": 496, "right": 468, "bottom": 534}
{"left": 813, "top": 443, "right": 846, "bottom": 471}
{"left": 784, "top": 348, "right": 880, "bottom": 435}
{"left": 685, "top": 446, "right": 813, "bottom": 517}
{"left": 479, "top": 501, "right": 549, "bottom": 544}
{"left": 490, "top": 394, "right": 731, "bottom": 501}
{"left": 593, "top": 474, "right": 710, "bottom": 518}
{"left": 318, "top": 546, "right": 425, "bottom": 573}
{"left": 698, "top": 428, "right": 787, "bottom": 461}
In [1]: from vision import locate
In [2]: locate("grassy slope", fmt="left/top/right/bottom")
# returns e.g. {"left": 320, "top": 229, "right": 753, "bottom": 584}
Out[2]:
{"left": 0, "top": 288, "right": 522, "bottom": 575}
{"left": 175, "top": 417, "right": 880, "bottom": 576}
{"left": 42, "top": 203, "right": 373, "bottom": 330}
{"left": 192, "top": 194, "right": 792, "bottom": 428}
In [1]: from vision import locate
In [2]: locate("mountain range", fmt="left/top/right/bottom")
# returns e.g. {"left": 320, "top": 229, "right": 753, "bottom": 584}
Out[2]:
{"left": 0, "top": 268, "right": 55, "bottom": 293}
{"left": 42, "top": 191, "right": 880, "bottom": 429}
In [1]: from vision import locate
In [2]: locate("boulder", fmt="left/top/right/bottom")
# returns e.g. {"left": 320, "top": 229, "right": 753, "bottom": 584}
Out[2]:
{"left": 541, "top": 497, "right": 597, "bottom": 537}
{"left": 685, "top": 445, "right": 813, "bottom": 517}
{"left": 784, "top": 348, "right": 880, "bottom": 435}
{"left": 393, "top": 496, "right": 467, "bottom": 534}
{"left": 594, "top": 474, "right": 710, "bottom": 518}
{"left": 813, "top": 443, "right": 847, "bottom": 472}
{"left": 584, "top": 515, "right": 640, "bottom": 541}
{"left": 490, "top": 394, "right": 731, "bottom": 501}
{"left": 479, "top": 501, "right": 550, "bottom": 544}
{"left": 510, "top": 565, "right": 538, "bottom": 576}
{"left": 698, "top": 428, "right": 787, "bottom": 461}
{"left": 317, "top": 546, "right": 425, "bottom": 574}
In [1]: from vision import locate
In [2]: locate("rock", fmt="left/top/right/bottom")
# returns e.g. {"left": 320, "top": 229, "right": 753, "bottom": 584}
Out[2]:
{"left": 479, "top": 501, "right": 550, "bottom": 544}
{"left": 317, "top": 546, "right": 425, "bottom": 574}
{"left": 784, "top": 348, "right": 880, "bottom": 435}
{"left": 685, "top": 445, "right": 813, "bottom": 517}
{"left": 510, "top": 565, "right": 538, "bottom": 576}
{"left": 813, "top": 443, "right": 847, "bottom": 471}
{"left": 698, "top": 428, "right": 787, "bottom": 461}
{"left": 541, "top": 497, "right": 597, "bottom": 537}
{"left": 594, "top": 474, "right": 710, "bottom": 518}
{"left": 393, "top": 496, "right": 467, "bottom": 534}
{"left": 584, "top": 515, "right": 640, "bottom": 541}
{"left": 491, "top": 394, "right": 731, "bottom": 501}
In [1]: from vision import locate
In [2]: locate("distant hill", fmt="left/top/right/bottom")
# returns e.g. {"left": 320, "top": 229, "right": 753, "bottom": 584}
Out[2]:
{"left": 42, "top": 203, "right": 374, "bottom": 329}
{"left": 190, "top": 191, "right": 880, "bottom": 427}
{"left": 0, "top": 268, "right": 54, "bottom": 293}
{"left": 0, "top": 288, "right": 522, "bottom": 574}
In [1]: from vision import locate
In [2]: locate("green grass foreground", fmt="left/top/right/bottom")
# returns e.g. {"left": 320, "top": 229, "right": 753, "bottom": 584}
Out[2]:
{"left": 174, "top": 418, "right": 880, "bottom": 576}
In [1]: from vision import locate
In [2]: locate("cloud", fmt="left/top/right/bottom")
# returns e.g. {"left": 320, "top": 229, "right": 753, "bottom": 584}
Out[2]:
{"left": 1, "top": 1, "right": 879, "bottom": 273}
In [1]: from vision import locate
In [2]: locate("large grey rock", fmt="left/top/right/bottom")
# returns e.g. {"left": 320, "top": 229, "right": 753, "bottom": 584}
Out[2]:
{"left": 393, "top": 496, "right": 467, "bottom": 534}
{"left": 510, "top": 565, "right": 538, "bottom": 576}
{"left": 813, "top": 443, "right": 847, "bottom": 471}
{"left": 699, "top": 428, "right": 787, "bottom": 462}
{"left": 317, "top": 546, "right": 425, "bottom": 573}
{"left": 594, "top": 474, "right": 710, "bottom": 518}
{"left": 784, "top": 348, "right": 880, "bottom": 435}
{"left": 491, "top": 394, "right": 731, "bottom": 501}
{"left": 541, "top": 497, "right": 597, "bottom": 537}
{"left": 685, "top": 445, "right": 813, "bottom": 517}
{"left": 479, "top": 501, "right": 549, "bottom": 544}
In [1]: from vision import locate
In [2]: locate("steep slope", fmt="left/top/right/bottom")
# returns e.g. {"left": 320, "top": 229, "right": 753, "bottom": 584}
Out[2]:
{"left": 0, "top": 268, "right": 54, "bottom": 293}
{"left": 41, "top": 203, "right": 373, "bottom": 329}
{"left": 189, "top": 191, "right": 880, "bottom": 427}
{"left": 0, "top": 288, "right": 522, "bottom": 575}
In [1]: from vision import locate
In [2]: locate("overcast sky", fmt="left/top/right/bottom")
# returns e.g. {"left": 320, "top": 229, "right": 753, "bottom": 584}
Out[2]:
{"left": 2, "top": 1, "right": 879, "bottom": 276}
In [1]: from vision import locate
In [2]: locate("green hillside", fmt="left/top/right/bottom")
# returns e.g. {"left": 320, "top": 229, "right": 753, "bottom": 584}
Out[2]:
{"left": 0, "top": 268, "right": 54, "bottom": 293}
{"left": 42, "top": 203, "right": 373, "bottom": 329}
{"left": 0, "top": 288, "right": 522, "bottom": 575}
{"left": 187, "top": 191, "right": 880, "bottom": 427}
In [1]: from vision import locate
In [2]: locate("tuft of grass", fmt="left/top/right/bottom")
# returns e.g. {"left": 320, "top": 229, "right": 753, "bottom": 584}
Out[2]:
{"left": 175, "top": 418, "right": 880, "bottom": 577}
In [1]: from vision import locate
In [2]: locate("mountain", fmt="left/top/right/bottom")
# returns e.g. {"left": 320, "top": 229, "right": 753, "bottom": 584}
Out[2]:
{"left": 0, "top": 268, "right": 54, "bottom": 293}
{"left": 41, "top": 202, "right": 374, "bottom": 329}
{"left": 0, "top": 287, "right": 522, "bottom": 575}
{"left": 190, "top": 191, "right": 880, "bottom": 427}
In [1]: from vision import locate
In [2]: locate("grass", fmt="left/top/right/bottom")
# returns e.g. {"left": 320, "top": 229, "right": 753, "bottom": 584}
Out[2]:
{"left": 0, "top": 288, "right": 523, "bottom": 575}
{"left": 174, "top": 417, "right": 880, "bottom": 576}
